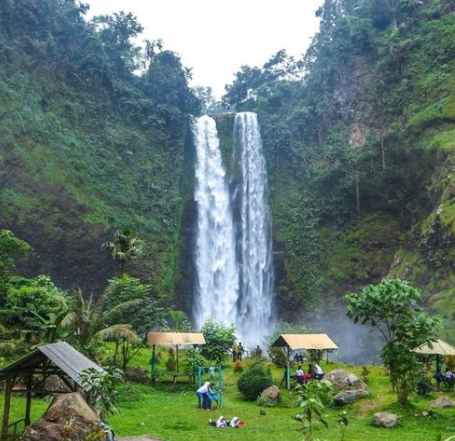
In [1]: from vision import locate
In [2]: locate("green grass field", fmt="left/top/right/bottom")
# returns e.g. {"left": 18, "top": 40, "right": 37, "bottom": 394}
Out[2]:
{"left": 3, "top": 353, "right": 455, "bottom": 441}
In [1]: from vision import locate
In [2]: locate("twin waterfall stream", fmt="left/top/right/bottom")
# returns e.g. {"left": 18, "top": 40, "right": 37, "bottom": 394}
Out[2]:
{"left": 192, "top": 112, "right": 275, "bottom": 348}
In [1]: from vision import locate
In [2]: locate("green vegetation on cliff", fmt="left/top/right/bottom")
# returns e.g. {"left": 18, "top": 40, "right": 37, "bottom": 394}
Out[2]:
{"left": 224, "top": 0, "right": 455, "bottom": 327}
{"left": 0, "top": 0, "right": 199, "bottom": 300}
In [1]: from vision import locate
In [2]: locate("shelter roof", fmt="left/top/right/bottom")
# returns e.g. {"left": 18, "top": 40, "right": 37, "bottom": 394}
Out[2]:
{"left": 271, "top": 334, "right": 338, "bottom": 351}
{"left": 413, "top": 339, "right": 455, "bottom": 356}
{"left": 0, "top": 341, "right": 102, "bottom": 385}
{"left": 147, "top": 332, "right": 206, "bottom": 346}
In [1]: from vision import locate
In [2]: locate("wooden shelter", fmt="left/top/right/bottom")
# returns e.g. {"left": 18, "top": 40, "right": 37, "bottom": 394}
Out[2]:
{"left": 0, "top": 342, "right": 103, "bottom": 440}
{"left": 146, "top": 332, "right": 206, "bottom": 346}
{"left": 272, "top": 333, "right": 338, "bottom": 354}
{"left": 413, "top": 339, "right": 455, "bottom": 371}
{"left": 271, "top": 334, "right": 338, "bottom": 389}
{"left": 413, "top": 339, "right": 455, "bottom": 356}
{"left": 146, "top": 332, "right": 206, "bottom": 382}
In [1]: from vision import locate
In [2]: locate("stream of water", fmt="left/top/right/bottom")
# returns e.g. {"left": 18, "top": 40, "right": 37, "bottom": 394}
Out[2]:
{"left": 192, "top": 113, "right": 275, "bottom": 347}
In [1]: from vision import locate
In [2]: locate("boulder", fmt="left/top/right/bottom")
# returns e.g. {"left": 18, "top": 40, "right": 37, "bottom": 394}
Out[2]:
{"left": 326, "top": 369, "right": 367, "bottom": 391}
{"left": 334, "top": 389, "right": 369, "bottom": 405}
{"left": 431, "top": 396, "right": 454, "bottom": 408}
{"left": 260, "top": 385, "right": 280, "bottom": 406}
{"left": 21, "top": 393, "right": 99, "bottom": 441}
{"left": 125, "top": 366, "right": 150, "bottom": 384}
{"left": 373, "top": 412, "right": 398, "bottom": 428}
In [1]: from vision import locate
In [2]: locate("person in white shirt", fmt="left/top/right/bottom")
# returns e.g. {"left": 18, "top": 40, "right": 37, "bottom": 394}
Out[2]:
{"left": 314, "top": 364, "right": 324, "bottom": 380}
{"left": 197, "top": 381, "right": 211, "bottom": 410}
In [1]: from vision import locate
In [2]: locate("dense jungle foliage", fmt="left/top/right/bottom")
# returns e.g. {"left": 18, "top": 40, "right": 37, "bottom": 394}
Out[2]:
{"left": 0, "top": 0, "right": 199, "bottom": 301}
{"left": 1, "top": 0, "right": 455, "bottom": 338}
{"left": 222, "top": 0, "right": 455, "bottom": 336}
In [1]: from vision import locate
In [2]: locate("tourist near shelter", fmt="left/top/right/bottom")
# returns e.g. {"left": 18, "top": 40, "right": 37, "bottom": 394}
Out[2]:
{"left": 271, "top": 333, "right": 338, "bottom": 389}
{"left": 146, "top": 332, "right": 206, "bottom": 382}
{"left": 0, "top": 341, "right": 103, "bottom": 440}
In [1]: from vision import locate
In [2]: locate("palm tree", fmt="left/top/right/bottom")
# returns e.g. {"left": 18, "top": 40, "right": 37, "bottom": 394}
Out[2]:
{"left": 60, "top": 288, "right": 142, "bottom": 359}
{"left": 102, "top": 228, "right": 144, "bottom": 271}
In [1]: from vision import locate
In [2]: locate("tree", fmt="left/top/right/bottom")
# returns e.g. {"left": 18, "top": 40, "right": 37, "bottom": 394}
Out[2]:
{"left": 200, "top": 320, "right": 236, "bottom": 364}
{"left": 105, "top": 274, "right": 165, "bottom": 333}
{"left": 295, "top": 380, "right": 333, "bottom": 441}
{"left": 0, "top": 230, "right": 29, "bottom": 290}
{"left": 80, "top": 366, "right": 124, "bottom": 421}
{"left": 345, "top": 278, "right": 441, "bottom": 404}
{"left": 0, "top": 275, "right": 68, "bottom": 338}
{"left": 60, "top": 287, "right": 141, "bottom": 356}
{"left": 103, "top": 228, "right": 144, "bottom": 271}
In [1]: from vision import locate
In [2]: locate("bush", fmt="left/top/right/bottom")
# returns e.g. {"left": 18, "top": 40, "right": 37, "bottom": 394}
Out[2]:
{"left": 270, "top": 347, "right": 287, "bottom": 368}
{"left": 166, "top": 347, "right": 176, "bottom": 371}
{"left": 233, "top": 360, "right": 244, "bottom": 373}
{"left": 237, "top": 365, "right": 273, "bottom": 401}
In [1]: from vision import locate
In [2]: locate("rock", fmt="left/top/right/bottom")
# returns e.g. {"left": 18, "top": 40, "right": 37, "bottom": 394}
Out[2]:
{"left": 373, "top": 412, "right": 398, "bottom": 428}
{"left": 431, "top": 396, "right": 454, "bottom": 408}
{"left": 334, "top": 389, "right": 369, "bottom": 405}
{"left": 21, "top": 393, "right": 99, "bottom": 441}
{"left": 260, "top": 385, "right": 280, "bottom": 406}
{"left": 125, "top": 366, "right": 150, "bottom": 384}
{"left": 326, "top": 369, "right": 368, "bottom": 391}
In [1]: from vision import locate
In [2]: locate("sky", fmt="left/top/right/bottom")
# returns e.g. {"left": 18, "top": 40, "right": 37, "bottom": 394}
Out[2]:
{"left": 85, "top": 0, "right": 324, "bottom": 99}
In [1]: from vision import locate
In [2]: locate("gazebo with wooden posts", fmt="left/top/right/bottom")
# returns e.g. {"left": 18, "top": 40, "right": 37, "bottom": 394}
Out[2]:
{"left": 146, "top": 332, "right": 206, "bottom": 382}
{"left": 413, "top": 338, "right": 455, "bottom": 371}
{"left": 0, "top": 341, "right": 103, "bottom": 440}
{"left": 271, "top": 333, "right": 338, "bottom": 389}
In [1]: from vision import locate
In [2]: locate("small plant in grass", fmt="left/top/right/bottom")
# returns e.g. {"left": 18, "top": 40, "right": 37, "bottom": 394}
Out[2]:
{"left": 361, "top": 366, "right": 370, "bottom": 383}
{"left": 234, "top": 359, "right": 244, "bottom": 373}
{"left": 337, "top": 411, "right": 349, "bottom": 441}
{"left": 295, "top": 380, "right": 332, "bottom": 441}
{"left": 166, "top": 347, "right": 176, "bottom": 371}
{"left": 237, "top": 364, "right": 273, "bottom": 401}
{"left": 80, "top": 366, "right": 124, "bottom": 421}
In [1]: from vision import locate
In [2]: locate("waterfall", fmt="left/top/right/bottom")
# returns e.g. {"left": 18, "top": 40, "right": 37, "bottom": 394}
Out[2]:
{"left": 192, "top": 112, "right": 275, "bottom": 348}
{"left": 192, "top": 115, "right": 239, "bottom": 329}
{"left": 234, "top": 112, "right": 275, "bottom": 346}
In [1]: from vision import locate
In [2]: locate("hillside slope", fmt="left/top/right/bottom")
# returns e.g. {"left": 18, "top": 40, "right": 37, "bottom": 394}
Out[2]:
{"left": 223, "top": 0, "right": 455, "bottom": 336}
{"left": 0, "top": 0, "right": 197, "bottom": 300}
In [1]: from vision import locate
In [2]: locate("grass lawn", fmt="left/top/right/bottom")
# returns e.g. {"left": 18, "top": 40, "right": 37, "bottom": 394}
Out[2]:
{"left": 3, "top": 353, "right": 455, "bottom": 441}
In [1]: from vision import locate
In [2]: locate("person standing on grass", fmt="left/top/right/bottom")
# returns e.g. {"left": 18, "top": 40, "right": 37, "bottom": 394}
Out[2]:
{"left": 197, "top": 381, "right": 211, "bottom": 410}
{"left": 208, "top": 383, "right": 220, "bottom": 409}
{"left": 295, "top": 365, "right": 305, "bottom": 385}
{"left": 238, "top": 342, "right": 244, "bottom": 360}
{"left": 314, "top": 363, "right": 324, "bottom": 380}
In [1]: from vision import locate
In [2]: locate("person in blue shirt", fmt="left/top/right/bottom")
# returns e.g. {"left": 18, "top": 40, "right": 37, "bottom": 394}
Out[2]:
{"left": 208, "top": 383, "right": 220, "bottom": 409}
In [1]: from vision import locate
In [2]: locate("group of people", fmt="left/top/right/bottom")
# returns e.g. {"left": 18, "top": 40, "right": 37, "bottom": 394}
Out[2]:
{"left": 280, "top": 363, "right": 324, "bottom": 386}
{"left": 232, "top": 342, "right": 244, "bottom": 362}
{"left": 196, "top": 381, "right": 220, "bottom": 410}
{"left": 209, "top": 416, "right": 243, "bottom": 428}
{"left": 435, "top": 367, "right": 455, "bottom": 389}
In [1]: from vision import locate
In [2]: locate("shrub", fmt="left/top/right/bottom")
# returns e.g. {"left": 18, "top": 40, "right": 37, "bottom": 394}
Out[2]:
{"left": 445, "top": 355, "right": 455, "bottom": 371}
{"left": 166, "top": 347, "right": 176, "bottom": 371}
{"left": 270, "top": 347, "right": 287, "bottom": 368}
{"left": 233, "top": 360, "right": 244, "bottom": 373}
{"left": 237, "top": 365, "right": 273, "bottom": 401}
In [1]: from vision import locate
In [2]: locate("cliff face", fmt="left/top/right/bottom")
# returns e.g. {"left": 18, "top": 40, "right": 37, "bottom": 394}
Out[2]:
{"left": 0, "top": 0, "right": 197, "bottom": 301}
{"left": 223, "top": 0, "right": 455, "bottom": 336}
